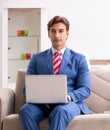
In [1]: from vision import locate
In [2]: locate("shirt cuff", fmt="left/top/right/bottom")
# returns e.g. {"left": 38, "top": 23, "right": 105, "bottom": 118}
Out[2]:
{"left": 67, "top": 95, "right": 71, "bottom": 102}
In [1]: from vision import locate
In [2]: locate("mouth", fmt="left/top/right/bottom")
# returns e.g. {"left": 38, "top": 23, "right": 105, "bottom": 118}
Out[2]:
{"left": 54, "top": 39, "right": 61, "bottom": 42}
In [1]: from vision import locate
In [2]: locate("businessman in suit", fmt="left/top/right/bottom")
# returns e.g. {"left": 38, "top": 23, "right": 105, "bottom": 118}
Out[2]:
{"left": 19, "top": 15, "right": 91, "bottom": 130}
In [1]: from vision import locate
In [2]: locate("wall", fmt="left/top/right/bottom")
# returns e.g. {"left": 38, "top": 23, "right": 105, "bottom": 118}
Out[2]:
{"left": 0, "top": 1, "right": 3, "bottom": 87}
{"left": 0, "top": 0, "right": 110, "bottom": 87}
{"left": 0, "top": 0, "right": 110, "bottom": 59}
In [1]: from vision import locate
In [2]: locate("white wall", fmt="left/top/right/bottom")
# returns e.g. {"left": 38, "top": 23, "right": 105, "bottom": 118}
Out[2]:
{"left": 0, "top": 2, "right": 3, "bottom": 87}
{"left": 0, "top": 0, "right": 110, "bottom": 87}
{"left": 0, "top": 0, "right": 110, "bottom": 59}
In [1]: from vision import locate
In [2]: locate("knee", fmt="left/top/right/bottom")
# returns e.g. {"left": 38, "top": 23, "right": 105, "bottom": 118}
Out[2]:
{"left": 19, "top": 103, "right": 43, "bottom": 121}
{"left": 55, "top": 105, "right": 67, "bottom": 113}
{"left": 50, "top": 105, "right": 67, "bottom": 118}
{"left": 49, "top": 105, "right": 71, "bottom": 125}
{"left": 19, "top": 104, "right": 29, "bottom": 117}
{"left": 19, "top": 103, "right": 35, "bottom": 117}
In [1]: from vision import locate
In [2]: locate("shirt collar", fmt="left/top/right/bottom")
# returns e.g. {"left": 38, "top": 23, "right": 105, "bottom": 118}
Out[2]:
{"left": 52, "top": 47, "right": 66, "bottom": 56}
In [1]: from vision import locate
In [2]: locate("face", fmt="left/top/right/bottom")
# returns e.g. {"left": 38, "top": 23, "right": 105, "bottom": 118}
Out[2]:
{"left": 48, "top": 23, "right": 69, "bottom": 50}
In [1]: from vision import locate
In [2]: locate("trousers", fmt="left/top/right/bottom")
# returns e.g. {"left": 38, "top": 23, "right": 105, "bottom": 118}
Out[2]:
{"left": 19, "top": 101, "right": 81, "bottom": 130}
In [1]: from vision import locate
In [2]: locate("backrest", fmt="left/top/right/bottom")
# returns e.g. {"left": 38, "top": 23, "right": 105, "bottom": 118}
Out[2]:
{"left": 84, "top": 67, "right": 110, "bottom": 113}
{"left": 14, "top": 69, "right": 26, "bottom": 113}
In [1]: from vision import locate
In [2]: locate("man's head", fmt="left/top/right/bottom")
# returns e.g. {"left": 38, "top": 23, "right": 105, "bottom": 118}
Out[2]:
{"left": 47, "top": 16, "right": 70, "bottom": 50}
{"left": 47, "top": 16, "right": 70, "bottom": 31}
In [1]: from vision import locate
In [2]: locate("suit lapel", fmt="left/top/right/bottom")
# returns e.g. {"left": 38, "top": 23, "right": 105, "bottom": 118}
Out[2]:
{"left": 59, "top": 48, "right": 72, "bottom": 74}
{"left": 45, "top": 49, "right": 54, "bottom": 74}
{"left": 44, "top": 48, "right": 72, "bottom": 74}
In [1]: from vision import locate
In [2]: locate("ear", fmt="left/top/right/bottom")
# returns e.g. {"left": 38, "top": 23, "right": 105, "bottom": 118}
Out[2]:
{"left": 48, "top": 31, "right": 50, "bottom": 38}
{"left": 66, "top": 31, "right": 69, "bottom": 36}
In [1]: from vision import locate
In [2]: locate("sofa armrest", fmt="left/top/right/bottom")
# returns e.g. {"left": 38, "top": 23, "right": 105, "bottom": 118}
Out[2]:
{"left": 0, "top": 88, "right": 15, "bottom": 121}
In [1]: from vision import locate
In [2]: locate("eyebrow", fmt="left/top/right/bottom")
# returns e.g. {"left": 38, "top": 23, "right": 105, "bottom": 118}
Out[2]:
{"left": 50, "top": 29, "right": 65, "bottom": 31}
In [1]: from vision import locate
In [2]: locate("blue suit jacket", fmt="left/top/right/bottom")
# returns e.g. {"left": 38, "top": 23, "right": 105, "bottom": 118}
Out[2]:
{"left": 25, "top": 47, "right": 91, "bottom": 114}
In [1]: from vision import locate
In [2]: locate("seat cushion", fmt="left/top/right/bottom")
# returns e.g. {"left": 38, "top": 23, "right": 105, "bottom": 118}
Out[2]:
{"left": 3, "top": 113, "right": 110, "bottom": 130}
{"left": 67, "top": 114, "right": 110, "bottom": 130}
{"left": 2, "top": 114, "right": 49, "bottom": 130}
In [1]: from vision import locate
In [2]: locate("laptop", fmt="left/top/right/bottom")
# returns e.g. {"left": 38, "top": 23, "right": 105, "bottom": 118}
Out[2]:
{"left": 25, "top": 75, "right": 67, "bottom": 104}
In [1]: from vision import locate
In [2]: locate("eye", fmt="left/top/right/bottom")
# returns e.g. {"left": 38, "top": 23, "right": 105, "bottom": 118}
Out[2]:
{"left": 59, "top": 29, "right": 64, "bottom": 33}
{"left": 50, "top": 29, "right": 56, "bottom": 33}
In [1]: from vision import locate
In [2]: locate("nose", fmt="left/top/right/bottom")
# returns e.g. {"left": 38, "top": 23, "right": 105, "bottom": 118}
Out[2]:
{"left": 55, "top": 31, "right": 60, "bottom": 38}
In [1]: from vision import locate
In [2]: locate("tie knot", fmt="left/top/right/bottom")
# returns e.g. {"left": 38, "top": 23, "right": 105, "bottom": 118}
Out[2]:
{"left": 55, "top": 51, "right": 61, "bottom": 56}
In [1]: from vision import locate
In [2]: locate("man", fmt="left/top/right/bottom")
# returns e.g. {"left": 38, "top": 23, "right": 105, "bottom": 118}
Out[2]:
{"left": 19, "top": 15, "right": 91, "bottom": 130}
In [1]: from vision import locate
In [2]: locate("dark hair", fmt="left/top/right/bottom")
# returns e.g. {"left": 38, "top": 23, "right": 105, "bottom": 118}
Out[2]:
{"left": 47, "top": 16, "right": 70, "bottom": 31}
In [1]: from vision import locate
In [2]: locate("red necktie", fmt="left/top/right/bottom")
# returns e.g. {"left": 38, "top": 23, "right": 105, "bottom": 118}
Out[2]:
{"left": 53, "top": 51, "right": 61, "bottom": 74}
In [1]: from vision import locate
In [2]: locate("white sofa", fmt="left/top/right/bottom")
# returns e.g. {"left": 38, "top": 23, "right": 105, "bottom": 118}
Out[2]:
{"left": 0, "top": 66, "right": 110, "bottom": 130}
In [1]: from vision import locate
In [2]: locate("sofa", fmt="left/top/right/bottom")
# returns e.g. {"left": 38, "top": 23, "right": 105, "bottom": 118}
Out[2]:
{"left": 0, "top": 66, "right": 110, "bottom": 130}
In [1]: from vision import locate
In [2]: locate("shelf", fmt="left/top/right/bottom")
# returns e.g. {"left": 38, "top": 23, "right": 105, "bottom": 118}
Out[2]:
{"left": 8, "top": 8, "right": 41, "bottom": 84}
{"left": 8, "top": 59, "right": 30, "bottom": 60}
{"left": 8, "top": 36, "right": 38, "bottom": 59}
{"left": 8, "top": 35, "right": 40, "bottom": 37}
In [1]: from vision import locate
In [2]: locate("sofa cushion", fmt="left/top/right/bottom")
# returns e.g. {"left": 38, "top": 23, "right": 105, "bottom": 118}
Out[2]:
{"left": 3, "top": 113, "right": 110, "bottom": 130}
{"left": 3, "top": 114, "right": 49, "bottom": 130}
{"left": 15, "top": 69, "right": 26, "bottom": 113}
{"left": 67, "top": 114, "right": 110, "bottom": 130}
{"left": 84, "top": 68, "right": 110, "bottom": 113}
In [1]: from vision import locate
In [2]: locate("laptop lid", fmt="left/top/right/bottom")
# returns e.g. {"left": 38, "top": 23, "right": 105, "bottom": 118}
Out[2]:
{"left": 25, "top": 75, "right": 67, "bottom": 104}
